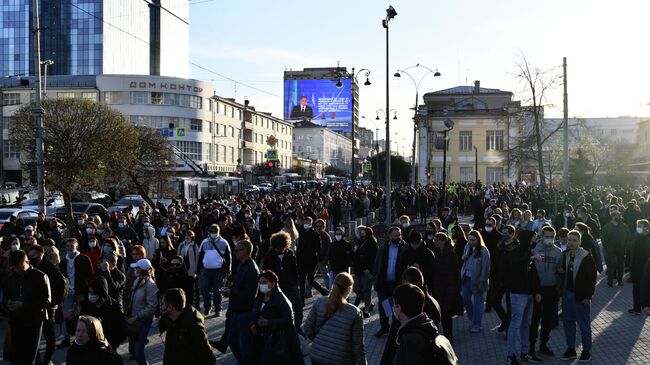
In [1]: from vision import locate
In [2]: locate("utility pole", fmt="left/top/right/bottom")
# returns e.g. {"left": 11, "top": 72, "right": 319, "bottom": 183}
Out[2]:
{"left": 562, "top": 57, "right": 569, "bottom": 191}
{"left": 33, "top": 0, "right": 46, "bottom": 213}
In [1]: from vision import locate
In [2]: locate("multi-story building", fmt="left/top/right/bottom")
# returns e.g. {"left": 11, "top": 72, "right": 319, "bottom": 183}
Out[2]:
{"left": 291, "top": 120, "right": 352, "bottom": 172}
{"left": 544, "top": 117, "right": 643, "bottom": 145}
{"left": 1, "top": 0, "right": 189, "bottom": 78}
{"left": 631, "top": 119, "right": 650, "bottom": 181}
{"left": 0, "top": 75, "right": 292, "bottom": 182}
{"left": 419, "top": 81, "right": 523, "bottom": 185}
{"left": 357, "top": 126, "right": 374, "bottom": 160}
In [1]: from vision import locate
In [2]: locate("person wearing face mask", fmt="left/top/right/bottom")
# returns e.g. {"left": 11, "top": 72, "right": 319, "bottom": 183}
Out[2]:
{"left": 27, "top": 244, "right": 66, "bottom": 365}
{"left": 328, "top": 227, "right": 354, "bottom": 288}
{"left": 197, "top": 224, "right": 231, "bottom": 317}
{"left": 398, "top": 215, "right": 413, "bottom": 241}
{"left": 601, "top": 211, "right": 630, "bottom": 287}
{"left": 141, "top": 224, "right": 159, "bottom": 261}
{"left": 296, "top": 217, "right": 330, "bottom": 299}
{"left": 400, "top": 231, "right": 436, "bottom": 289}
{"left": 529, "top": 226, "right": 563, "bottom": 357}
{"left": 250, "top": 270, "right": 305, "bottom": 365}
{"left": 177, "top": 231, "right": 200, "bottom": 307}
{"left": 125, "top": 258, "right": 158, "bottom": 365}
{"left": 82, "top": 236, "right": 103, "bottom": 274}
{"left": 115, "top": 216, "right": 138, "bottom": 246}
{"left": 59, "top": 238, "right": 94, "bottom": 349}
{"left": 84, "top": 276, "right": 127, "bottom": 351}
{"left": 352, "top": 227, "right": 378, "bottom": 317}
{"left": 553, "top": 205, "right": 576, "bottom": 231}
{"left": 460, "top": 230, "right": 491, "bottom": 334}
{"left": 159, "top": 288, "right": 216, "bottom": 365}
{"left": 557, "top": 230, "right": 597, "bottom": 362}
{"left": 314, "top": 218, "right": 332, "bottom": 293}
{"left": 2, "top": 250, "right": 51, "bottom": 365}
{"left": 423, "top": 225, "right": 436, "bottom": 250}
{"left": 628, "top": 219, "right": 650, "bottom": 315}
{"left": 303, "top": 272, "right": 367, "bottom": 365}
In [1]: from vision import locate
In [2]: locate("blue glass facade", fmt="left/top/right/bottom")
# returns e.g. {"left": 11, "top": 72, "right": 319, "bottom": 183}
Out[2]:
{"left": 69, "top": 0, "right": 103, "bottom": 75}
{"left": 0, "top": 0, "right": 31, "bottom": 77}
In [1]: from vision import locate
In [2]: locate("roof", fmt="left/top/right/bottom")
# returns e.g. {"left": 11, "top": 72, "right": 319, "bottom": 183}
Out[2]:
{"left": 429, "top": 86, "right": 511, "bottom": 95}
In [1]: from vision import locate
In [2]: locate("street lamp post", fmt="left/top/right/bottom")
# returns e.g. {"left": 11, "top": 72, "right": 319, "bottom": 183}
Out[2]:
{"left": 32, "top": 0, "right": 46, "bottom": 213}
{"left": 441, "top": 118, "right": 454, "bottom": 207}
{"left": 336, "top": 68, "right": 371, "bottom": 188}
{"left": 473, "top": 145, "right": 478, "bottom": 186}
{"left": 394, "top": 65, "right": 440, "bottom": 185}
{"left": 382, "top": 5, "right": 397, "bottom": 225}
{"left": 40, "top": 59, "right": 53, "bottom": 97}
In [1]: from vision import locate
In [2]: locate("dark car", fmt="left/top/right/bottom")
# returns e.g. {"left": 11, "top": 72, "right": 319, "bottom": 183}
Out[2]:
{"left": 54, "top": 202, "right": 108, "bottom": 221}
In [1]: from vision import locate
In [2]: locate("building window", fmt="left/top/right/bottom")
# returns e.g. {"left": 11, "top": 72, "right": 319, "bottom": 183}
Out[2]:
{"left": 486, "top": 167, "right": 504, "bottom": 183}
{"left": 230, "top": 147, "right": 235, "bottom": 163}
{"left": 2, "top": 93, "right": 20, "bottom": 105}
{"left": 131, "top": 91, "right": 148, "bottom": 104}
{"left": 81, "top": 92, "right": 97, "bottom": 101}
{"left": 222, "top": 146, "right": 227, "bottom": 162}
{"left": 431, "top": 167, "right": 450, "bottom": 182}
{"left": 103, "top": 92, "right": 121, "bottom": 104}
{"left": 190, "top": 119, "right": 202, "bottom": 131}
{"left": 57, "top": 92, "right": 75, "bottom": 99}
{"left": 215, "top": 144, "right": 219, "bottom": 161}
{"left": 486, "top": 130, "right": 504, "bottom": 150}
{"left": 460, "top": 167, "right": 473, "bottom": 182}
{"left": 459, "top": 131, "right": 472, "bottom": 151}
{"left": 3, "top": 140, "right": 19, "bottom": 159}
{"left": 176, "top": 141, "right": 201, "bottom": 161}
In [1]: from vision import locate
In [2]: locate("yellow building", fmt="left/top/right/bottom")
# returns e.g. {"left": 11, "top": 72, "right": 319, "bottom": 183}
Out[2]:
{"left": 418, "top": 81, "right": 523, "bottom": 185}
{"left": 630, "top": 119, "right": 650, "bottom": 180}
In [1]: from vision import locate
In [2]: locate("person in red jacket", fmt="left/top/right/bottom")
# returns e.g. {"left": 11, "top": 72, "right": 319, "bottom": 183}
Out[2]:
{"left": 82, "top": 236, "right": 102, "bottom": 274}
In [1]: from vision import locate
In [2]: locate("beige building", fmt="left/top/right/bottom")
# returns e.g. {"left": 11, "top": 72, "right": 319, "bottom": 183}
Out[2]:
{"left": 418, "top": 81, "right": 523, "bottom": 185}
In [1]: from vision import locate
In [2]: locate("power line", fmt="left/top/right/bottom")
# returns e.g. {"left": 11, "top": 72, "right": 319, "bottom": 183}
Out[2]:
{"left": 60, "top": 0, "right": 281, "bottom": 99}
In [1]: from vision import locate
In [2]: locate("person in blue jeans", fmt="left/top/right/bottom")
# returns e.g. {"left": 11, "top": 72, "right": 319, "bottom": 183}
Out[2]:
{"left": 499, "top": 224, "right": 543, "bottom": 365}
{"left": 558, "top": 230, "right": 597, "bottom": 363}
{"left": 460, "top": 230, "right": 490, "bottom": 332}
{"left": 198, "top": 224, "right": 231, "bottom": 316}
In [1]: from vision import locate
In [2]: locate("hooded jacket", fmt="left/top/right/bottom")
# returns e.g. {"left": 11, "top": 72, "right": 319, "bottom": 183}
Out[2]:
{"left": 500, "top": 241, "right": 540, "bottom": 295}
{"left": 142, "top": 226, "right": 159, "bottom": 261}
{"left": 86, "top": 276, "right": 127, "bottom": 349}
{"left": 531, "top": 240, "right": 563, "bottom": 287}
{"left": 559, "top": 247, "right": 597, "bottom": 302}
{"left": 392, "top": 313, "right": 442, "bottom": 365}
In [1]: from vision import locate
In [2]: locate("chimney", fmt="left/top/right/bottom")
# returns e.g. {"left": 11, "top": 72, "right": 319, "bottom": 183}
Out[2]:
{"left": 474, "top": 80, "right": 480, "bottom": 93}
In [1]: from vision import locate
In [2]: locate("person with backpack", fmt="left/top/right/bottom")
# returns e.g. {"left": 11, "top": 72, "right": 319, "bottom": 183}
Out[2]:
{"left": 28, "top": 245, "right": 66, "bottom": 365}
{"left": 198, "top": 224, "right": 231, "bottom": 317}
{"left": 391, "top": 283, "right": 458, "bottom": 365}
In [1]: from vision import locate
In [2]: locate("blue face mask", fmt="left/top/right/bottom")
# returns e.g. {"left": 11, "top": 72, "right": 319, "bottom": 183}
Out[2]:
{"left": 103, "top": 246, "right": 112, "bottom": 255}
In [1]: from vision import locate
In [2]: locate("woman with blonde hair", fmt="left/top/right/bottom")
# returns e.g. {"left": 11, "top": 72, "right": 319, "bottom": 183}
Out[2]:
{"left": 282, "top": 217, "right": 300, "bottom": 251}
{"left": 66, "top": 315, "right": 122, "bottom": 364}
{"left": 303, "top": 272, "right": 367, "bottom": 365}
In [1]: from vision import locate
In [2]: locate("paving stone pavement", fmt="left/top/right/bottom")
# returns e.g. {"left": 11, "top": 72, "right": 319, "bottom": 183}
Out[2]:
{"left": 1, "top": 270, "right": 649, "bottom": 365}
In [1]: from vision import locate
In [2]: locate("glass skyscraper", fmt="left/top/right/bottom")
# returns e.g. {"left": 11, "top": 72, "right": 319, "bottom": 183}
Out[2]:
{"left": 0, "top": 0, "right": 189, "bottom": 78}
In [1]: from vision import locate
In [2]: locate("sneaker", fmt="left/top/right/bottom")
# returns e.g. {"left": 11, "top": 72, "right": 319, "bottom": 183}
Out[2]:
{"left": 579, "top": 351, "right": 591, "bottom": 362}
{"left": 506, "top": 354, "right": 521, "bottom": 365}
{"left": 521, "top": 352, "right": 543, "bottom": 363}
{"left": 628, "top": 308, "right": 642, "bottom": 315}
{"left": 539, "top": 345, "right": 555, "bottom": 357}
{"left": 560, "top": 348, "right": 577, "bottom": 361}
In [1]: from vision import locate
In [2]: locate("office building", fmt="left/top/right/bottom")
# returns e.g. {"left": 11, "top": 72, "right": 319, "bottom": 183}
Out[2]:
{"left": 291, "top": 120, "right": 352, "bottom": 172}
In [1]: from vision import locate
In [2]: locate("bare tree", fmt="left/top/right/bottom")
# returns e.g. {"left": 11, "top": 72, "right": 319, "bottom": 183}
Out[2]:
{"left": 11, "top": 98, "right": 139, "bottom": 226}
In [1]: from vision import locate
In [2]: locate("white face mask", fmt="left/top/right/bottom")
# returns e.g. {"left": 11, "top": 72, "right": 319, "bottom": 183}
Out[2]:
{"left": 637, "top": 227, "right": 645, "bottom": 234}
{"left": 118, "top": 222, "right": 125, "bottom": 229}
{"left": 427, "top": 234, "right": 434, "bottom": 240}
{"left": 304, "top": 224, "right": 312, "bottom": 230}
{"left": 543, "top": 238, "right": 554, "bottom": 247}
{"left": 485, "top": 226, "right": 493, "bottom": 232}
{"left": 335, "top": 235, "right": 343, "bottom": 241}
{"left": 209, "top": 233, "right": 219, "bottom": 240}
{"left": 77, "top": 220, "right": 84, "bottom": 226}
{"left": 565, "top": 212, "right": 571, "bottom": 217}
{"left": 86, "top": 228, "right": 94, "bottom": 235}
{"left": 88, "top": 240, "right": 97, "bottom": 248}
{"left": 10, "top": 244, "right": 20, "bottom": 251}
{"left": 401, "top": 223, "right": 409, "bottom": 229}
{"left": 88, "top": 294, "right": 99, "bottom": 303}
{"left": 144, "top": 222, "right": 151, "bottom": 228}
{"left": 97, "top": 228, "right": 104, "bottom": 235}
{"left": 259, "top": 284, "right": 271, "bottom": 294}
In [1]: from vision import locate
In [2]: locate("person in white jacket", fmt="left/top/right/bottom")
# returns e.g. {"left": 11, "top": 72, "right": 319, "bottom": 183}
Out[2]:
{"left": 142, "top": 225, "right": 159, "bottom": 261}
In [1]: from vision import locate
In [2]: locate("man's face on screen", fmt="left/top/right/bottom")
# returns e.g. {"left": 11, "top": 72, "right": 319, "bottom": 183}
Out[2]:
{"left": 300, "top": 97, "right": 307, "bottom": 106}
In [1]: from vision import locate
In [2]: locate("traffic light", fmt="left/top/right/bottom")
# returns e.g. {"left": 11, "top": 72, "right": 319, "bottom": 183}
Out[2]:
{"left": 267, "top": 161, "right": 276, "bottom": 176}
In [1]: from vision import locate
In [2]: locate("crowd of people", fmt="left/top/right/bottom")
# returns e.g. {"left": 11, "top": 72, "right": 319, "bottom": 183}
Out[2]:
{"left": 0, "top": 182, "right": 649, "bottom": 365}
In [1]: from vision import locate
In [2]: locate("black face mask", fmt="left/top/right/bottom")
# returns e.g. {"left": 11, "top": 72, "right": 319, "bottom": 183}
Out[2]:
{"left": 29, "top": 257, "right": 42, "bottom": 267}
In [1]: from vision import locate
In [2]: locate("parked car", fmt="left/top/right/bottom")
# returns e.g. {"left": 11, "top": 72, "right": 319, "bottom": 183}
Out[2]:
{"left": 0, "top": 208, "right": 40, "bottom": 230}
{"left": 21, "top": 196, "right": 65, "bottom": 216}
{"left": 107, "top": 195, "right": 144, "bottom": 217}
{"left": 72, "top": 191, "right": 113, "bottom": 207}
{"left": 279, "top": 183, "right": 294, "bottom": 193}
{"left": 257, "top": 183, "right": 273, "bottom": 193}
{"left": 54, "top": 202, "right": 108, "bottom": 222}
{"left": 244, "top": 185, "right": 260, "bottom": 194}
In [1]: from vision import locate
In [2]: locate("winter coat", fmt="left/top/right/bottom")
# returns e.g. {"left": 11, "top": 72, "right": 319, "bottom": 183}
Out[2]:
{"left": 159, "top": 306, "right": 215, "bottom": 365}
{"left": 329, "top": 238, "right": 353, "bottom": 274}
{"left": 641, "top": 258, "right": 650, "bottom": 308}
{"left": 400, "top": 245, "right": 436, "bottom": 287}
{"left": 353, "top": 236, "right": 378, "bottom": 275}
{"left": 392, "top": 314, "right": 439, "bottom": 365}
{"left": 85, "top": 276, "right": 127, "bottom": 349}
{"left": 251, "top": 286, "right": 304, "bottom": 365}
{"left": 460, "top": 244, "right": 490, "bottom": 293}
{"left": 630, "top": 233, "right": 650, "bottom": 281}
{"left": 263, "top": 249, "right": 300, "bottom": 293}
{"left": 303, "top": 297, "right": 367, "bottom": 365}
{"left": 601, "top": 221, "right": 630, "bottom": 253}
{"left": 373, "top": 240, "right": 408, "bottom": 292}
{"left": 296, "top": 229, "right": 322, "bottom": 269}
{"left": 500, "top": 243, "right": 540, "bottom": 295}
{"left": 96, "top": 267, "right": 126, "bottom": 310}
{"left": 228, "top": 258, "right": 260, "bottom": 314}
{"left": 559, "top": 247, "right": 597, "bottom": 302}
{"left": 2, "top": 266, "right": 51, "bottom": 325}
{"left": 431, "top": 245, "right": 461, "bottom": 312}
{"left": 66, "top": 339, "right": 123, "bottom": 365}
{"left": 126, "top": 276, "right": 158, "bottom": 321}
{"left": 142, "top": 226, "right": 159, "bottom": 261}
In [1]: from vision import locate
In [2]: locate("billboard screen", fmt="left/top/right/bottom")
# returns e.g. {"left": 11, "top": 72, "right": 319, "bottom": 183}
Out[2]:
{"left": 284, "top": 79, "right": 352, "bottom": 132}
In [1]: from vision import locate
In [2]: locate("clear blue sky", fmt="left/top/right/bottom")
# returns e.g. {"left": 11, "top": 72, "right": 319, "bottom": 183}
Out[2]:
{"left": 187, "top": 0, "right": 650, "bottom": 155}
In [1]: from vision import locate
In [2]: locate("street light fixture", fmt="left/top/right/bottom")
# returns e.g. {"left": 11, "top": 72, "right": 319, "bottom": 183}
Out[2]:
{"left": 382, "top": 5, "right": 396, "bottom": 225}
{"left": 394, "top": 64, "right": 441, "bottom": 185}
{"left": 40, "top": 59, "right": 54, "bottom": 97}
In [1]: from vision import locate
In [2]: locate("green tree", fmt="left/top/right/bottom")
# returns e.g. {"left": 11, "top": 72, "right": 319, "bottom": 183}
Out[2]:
{"left": 569, "top": 148, "right": 594, "bottom": 187}
{"left": 11, "top": 98, "right": 139, "bottom": 227}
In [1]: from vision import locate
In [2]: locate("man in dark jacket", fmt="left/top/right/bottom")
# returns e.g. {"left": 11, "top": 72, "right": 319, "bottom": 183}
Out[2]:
{"left": 629, "top": 219, "right": 650, "bottom": 314}
{"left": 86, "top": 275, "right": 127, "bottom": 350}
{"left": 296, "top": 217, "right": 329, "bottom": 298}
{"left": 601, "top": 211, "right": 629, "bottom": 286}
{"left": 28, "top": 245, "right": 66, "bottom": 365}
{"left": 328, "top": 226, "right": 353, "bottom": 286}
{"left": 391, "top": 283, "right": 457, "bottom": 365}
{"left": 400, "top": 231, "right": 436, "bottom": 288}
{"left": 3, "top": 250, "right": 51, "bottom": 365}
{"left": 558, "top": 230, "right": 597, "bottom": 363}
{"left": 374, "top": 226, "right": 408, "bottom": 337}
{"left": 96, "top": 253, "right": 126, "bottom": 309}
{"left": 641, "top": 258, "right": 650, "bottom": 316}
{"left": 353, "top": 226, "right": 378, "bottom": 315}
{"left": 161, "top": 288, "right": 215, "bottom": 365}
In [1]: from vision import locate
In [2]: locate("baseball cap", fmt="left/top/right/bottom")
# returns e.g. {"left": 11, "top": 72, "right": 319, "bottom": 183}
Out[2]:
{"left": 25, "top": 225, "right": 34, "bottom": 232}
{"left": 130, "top": 258, "right": 152, "bottom": 271}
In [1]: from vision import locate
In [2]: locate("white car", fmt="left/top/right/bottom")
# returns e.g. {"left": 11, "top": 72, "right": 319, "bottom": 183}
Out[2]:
{"left": 21, "top": 196, "right": 65, "bottom": 216}
{"left": 257, "top": 183, "right": 273, "bottom": 193}
{"left": 108, "top": 195, "right": 145, "bottom": 217}
{"left": 244, "top": 185, "right": 260, "bottom": 194}
{"left": 0, "top": 208, "right": 40, "bottom": 230}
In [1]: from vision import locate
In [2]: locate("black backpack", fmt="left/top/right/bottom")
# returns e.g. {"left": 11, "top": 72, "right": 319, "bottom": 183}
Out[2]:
{"left": 408, "top": 326, "right": 459, "bottom": 365}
